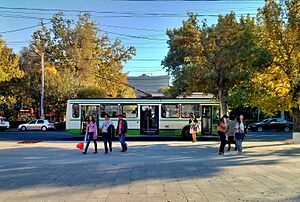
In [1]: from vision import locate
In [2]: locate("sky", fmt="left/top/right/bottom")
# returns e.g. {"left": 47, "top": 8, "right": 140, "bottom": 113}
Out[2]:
{"left": 0, "top": 0, "right": 265, "bottom": 76}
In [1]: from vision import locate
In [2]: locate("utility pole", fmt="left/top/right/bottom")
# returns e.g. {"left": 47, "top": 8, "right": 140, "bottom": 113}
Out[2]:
{"left": 41, "top": 52, "right": 45, "bottom": 119}
{"left": 32, "top": 45, "right": 45, "bottom": 119}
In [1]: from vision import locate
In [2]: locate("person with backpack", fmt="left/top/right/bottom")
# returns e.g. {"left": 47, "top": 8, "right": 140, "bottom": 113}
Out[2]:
{"left": 100, "top": 114, "right": 114, "bottom": 154}
{"left": 82, "top": 115, "right": 98, "bottom": 154}
{"left": 217, "top": 115, "right": 228, "bottom": 155}
{"left": 235, "top": 114, "right": 246, "bottom": 154}
{"left": 117, "top": 114, "right": 128, "bottom": 152}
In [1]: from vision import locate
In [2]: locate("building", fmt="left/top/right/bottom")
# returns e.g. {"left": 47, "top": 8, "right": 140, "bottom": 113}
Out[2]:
{"left": 128, "top": 74, "right": 170, "bottom": 97}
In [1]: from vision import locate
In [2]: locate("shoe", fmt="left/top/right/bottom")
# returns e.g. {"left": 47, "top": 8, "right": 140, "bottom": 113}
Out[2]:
{"left": 93, "top": 151, "right": 98, "bottom": 154}
{"left": 82, "top": 152, "right": 87, "bottom": 155}
{"left": 227, "top": 149, "right": 230, "bottom": 151}
{"left": 218, "top": 152, "right": 224, "bottom": 155}
{"left": 120, "top": 150, "right": 125, "bottom": 152}
{"left": 104, "top": 151, "right": 108, "bottom": 154}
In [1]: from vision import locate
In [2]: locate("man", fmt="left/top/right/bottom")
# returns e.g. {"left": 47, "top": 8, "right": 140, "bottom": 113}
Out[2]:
{"left": 226, "top": 116, "right": 237, "bottom": 151}
{"left": 116, "top": 114, "right": 128, "bottom": 152}
{"left": 100, "top": 114, "right": 114, "bottom": 154}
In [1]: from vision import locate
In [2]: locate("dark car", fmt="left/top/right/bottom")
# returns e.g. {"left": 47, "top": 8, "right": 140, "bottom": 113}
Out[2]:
{"left": 248, "top": 118, "right": 293, "bottom": 132}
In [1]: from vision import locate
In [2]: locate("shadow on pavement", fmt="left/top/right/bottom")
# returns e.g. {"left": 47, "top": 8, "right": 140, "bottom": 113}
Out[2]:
{"left": 0, "top": 142, "right": 299, "bottom": 199}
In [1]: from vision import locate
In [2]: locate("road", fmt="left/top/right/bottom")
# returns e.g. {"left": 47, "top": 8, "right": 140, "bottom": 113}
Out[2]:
{"left": 0, "top": 130, "right": 293, "bottom": 142}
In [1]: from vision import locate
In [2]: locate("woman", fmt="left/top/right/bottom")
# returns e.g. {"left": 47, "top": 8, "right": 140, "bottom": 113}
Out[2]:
{"left": 189, "top": 113, "right": 198, "bottom": 142}
{"left": 82, "top": 115, "right": 98, "bottom": 154}
{"left": 217, "top": 116, "right": 227, "bottom": 155}
{"left": 235, "top": 115, "right": 246, "bottom": 154}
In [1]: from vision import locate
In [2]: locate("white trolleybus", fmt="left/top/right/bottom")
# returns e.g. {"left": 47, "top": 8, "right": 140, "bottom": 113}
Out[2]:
{"left": 66, "top": 97, "right": 220, "bottom": 138}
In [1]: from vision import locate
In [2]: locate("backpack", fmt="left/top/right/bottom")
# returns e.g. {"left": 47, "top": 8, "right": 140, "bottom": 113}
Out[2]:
{"left": 107, "top": 124, "right": 115, "bottom": 137}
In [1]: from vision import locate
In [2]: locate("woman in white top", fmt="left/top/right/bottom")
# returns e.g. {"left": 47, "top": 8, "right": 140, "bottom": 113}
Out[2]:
{"left": 234, "top": 114, "right": 245, "bottom": 154}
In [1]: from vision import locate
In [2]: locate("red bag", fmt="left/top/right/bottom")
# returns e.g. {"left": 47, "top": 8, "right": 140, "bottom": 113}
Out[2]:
{"left": 76, "top": 142, "right": 84, "bottom": 150}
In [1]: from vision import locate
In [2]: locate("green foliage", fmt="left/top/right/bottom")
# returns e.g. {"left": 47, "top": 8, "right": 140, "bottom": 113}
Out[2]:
{"left": 18, "top": 12, "right": 136, "bottom": 115}
{"left": 163, "top": 13, "right": 263, "bottom": 116}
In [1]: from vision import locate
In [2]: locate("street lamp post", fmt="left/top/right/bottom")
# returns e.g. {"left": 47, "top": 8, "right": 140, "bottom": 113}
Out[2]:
{"left": 32, "top": 45, "right": 45, "bottom": 120}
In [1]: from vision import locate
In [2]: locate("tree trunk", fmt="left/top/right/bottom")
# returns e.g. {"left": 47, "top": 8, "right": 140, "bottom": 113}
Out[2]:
{"left": 292, "top": 106, "right": 300, "bottom": 132}
{"left": 218, "top": 88, "right": 227, "bottom": 117}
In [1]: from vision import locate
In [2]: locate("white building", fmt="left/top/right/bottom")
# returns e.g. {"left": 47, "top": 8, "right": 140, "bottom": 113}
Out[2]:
{"left": 128, "top": 74, "right": 170, "bottom": 97}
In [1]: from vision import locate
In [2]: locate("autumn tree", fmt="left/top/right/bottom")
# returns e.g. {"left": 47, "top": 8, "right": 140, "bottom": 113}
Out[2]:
{"left": 252, "top": 0, "right": 300, "bottom": 132}
{"left": 0, "top": 37, "right": 24, "bottom": 116}
{"left": 19, "top": 13, "right": 136, "bottom": 116}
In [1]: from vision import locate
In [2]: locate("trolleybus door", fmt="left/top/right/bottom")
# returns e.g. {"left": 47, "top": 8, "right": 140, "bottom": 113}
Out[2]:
{"left": 201, "top": 106, "right": 212, "bottom": 135}
{"left": 140, "top": 105, "right": 159, "bottom": 135}
{"left": 80, "top": 105, "right": 100, "bottom": 134}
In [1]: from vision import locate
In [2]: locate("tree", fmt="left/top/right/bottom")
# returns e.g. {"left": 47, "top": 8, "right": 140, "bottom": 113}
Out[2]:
{"left": 162, "top": 13, "right": 263, "bottom": 116}
{"left": 0, "top": 37, "right": 23, "bottom": 83}
{"left": 253, "top": 0, "right": 300, "bottom": 132}
{"left": 19, "top": 13, "right": 136, "bottom": 117}
{"left": 0, "top": 37, "right": 24, "bottom": 117}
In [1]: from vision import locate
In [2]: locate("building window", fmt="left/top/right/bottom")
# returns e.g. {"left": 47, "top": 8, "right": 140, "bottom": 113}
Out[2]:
{"left": 161, "top": 104, "right": 180, "bottom": 118}
{"left": 121, "top": 105, "right": 138, "bottom": 118}
{"left": 181, "top": 104, "right": 200, "bottom": 118}
{"left": 72, "top": 104, "right": 79, "bottom": 118}
{"left": 100, "top": 104, "right": 119, "bottom": 118}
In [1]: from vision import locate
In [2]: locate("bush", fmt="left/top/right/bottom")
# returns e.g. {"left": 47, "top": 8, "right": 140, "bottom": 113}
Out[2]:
{"left": 9, "top": 121, "right": 26, "bottom": 128}
{"left": 55, "top": 122, "right": 66, "bottom": 130}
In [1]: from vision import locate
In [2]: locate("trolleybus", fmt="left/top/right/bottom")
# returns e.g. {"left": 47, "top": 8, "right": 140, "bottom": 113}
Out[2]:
{"left": 66, "top": 97, "right": 220, "bottom": 137}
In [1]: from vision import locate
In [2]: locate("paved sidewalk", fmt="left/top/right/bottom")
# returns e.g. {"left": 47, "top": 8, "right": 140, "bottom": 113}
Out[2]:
{"left": 0, "top": 140, "right": 300, "bottom": 202}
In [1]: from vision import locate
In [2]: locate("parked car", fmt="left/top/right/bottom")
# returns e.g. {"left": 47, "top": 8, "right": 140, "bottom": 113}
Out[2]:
{"left": 0, "top": 117, "right": 10, "bottom": 131}
{"left": 18, "top": 119, "right": 55, "bottom": 131}
{"left": 248, "top": 118, "right": 293, "bottom": 132}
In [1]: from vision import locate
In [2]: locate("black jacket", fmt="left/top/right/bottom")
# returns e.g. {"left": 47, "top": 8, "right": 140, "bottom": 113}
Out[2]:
{"left": 116, "top": 120, "right": 128, "bottom": 134}
{"left": 189, "top": 118, "right": 198, "bottom": 124}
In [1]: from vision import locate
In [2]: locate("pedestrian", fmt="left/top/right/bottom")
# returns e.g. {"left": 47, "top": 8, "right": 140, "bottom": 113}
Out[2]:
{"left": 189, "top": 113, "right": 198, "bottom": 142}
{"left": 116, "top": 114, "right": 128, "bottom": 152}
{"left": 100, "top": 114, "right": 114, "bottom": 154}
{"left": 235, "top": 114, "right": 246, "bottom": 154}
{"left": 217, "top": 115, "right": 227, "bottom": 155}
{"left": 82, "top": 115, "right": 98, "bottom": 154}
{"left": 226, "top": 117, "right": 237, "bottom": 151}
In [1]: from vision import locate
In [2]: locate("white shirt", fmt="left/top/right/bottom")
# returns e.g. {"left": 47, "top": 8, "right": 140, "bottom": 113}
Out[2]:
{"left": 235, "top": 122, "right": 245, "bottom": 133}
{"left": 100, "top": 120, "right": 113, "bottom": 133}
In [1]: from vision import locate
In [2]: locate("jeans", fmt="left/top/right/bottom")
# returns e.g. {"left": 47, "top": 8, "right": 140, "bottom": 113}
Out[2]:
{"left": 102, "top": 132, "right": 112, "bottom": 152}
{"left": 118, "top": 134, "right": 127, "bottom": 151}
{"left": 85, "top": 132, "right": 97, "bottom": 153}
{"left": 236, "top": 139, "right": 243, "bottom": 153}
{"left": 218, "top": 131, "right": 226, "bottom": 154}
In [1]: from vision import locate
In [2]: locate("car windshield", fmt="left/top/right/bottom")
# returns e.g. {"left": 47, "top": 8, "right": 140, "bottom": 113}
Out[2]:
{"left": 262, "top": 119, "right": 270, "bottom": 123}
{"left": 28, "top": 120, "right": 36, "bottom": 124}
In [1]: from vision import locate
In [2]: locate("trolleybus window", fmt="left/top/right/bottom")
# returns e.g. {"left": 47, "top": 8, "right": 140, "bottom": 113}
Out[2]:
{"left": 181, "top": 104, "right": 200, "bottom": 118}
{"left": 121, "top": 105, "right": 137, "bottom": 118}
{"left": 161, "top": 104, "right": 180, "bottom": 118}
{"left": 81, "top": 105, "right": 99, "bottom": 119}
{"left": 100, "top": 104, "right": 119, "bottom": 118}
{"left": 72, "top": 104, "right": 79, "bottom": 118}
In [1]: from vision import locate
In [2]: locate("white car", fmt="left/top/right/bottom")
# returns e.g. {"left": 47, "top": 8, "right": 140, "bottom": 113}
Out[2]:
{"left": 0, "top": 117, "right": 10, "bottom": 131}
{"left": 18, "top": 119, "right": 55, "bottom": 131}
